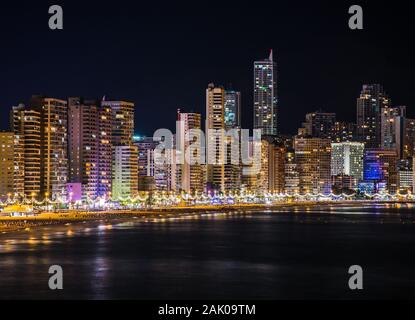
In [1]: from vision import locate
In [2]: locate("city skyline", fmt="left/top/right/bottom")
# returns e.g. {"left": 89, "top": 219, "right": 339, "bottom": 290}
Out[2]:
{"left": 0, "top": 1, "right": 414, "bottom": 135}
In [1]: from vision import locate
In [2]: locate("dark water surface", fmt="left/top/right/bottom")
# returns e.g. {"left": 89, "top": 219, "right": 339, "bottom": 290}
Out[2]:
{"left": 1, "top": 204, "right": 415, "bottom": 299}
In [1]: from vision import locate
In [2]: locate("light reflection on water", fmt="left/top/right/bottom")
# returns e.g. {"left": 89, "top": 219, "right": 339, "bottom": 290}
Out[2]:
{"left": 1, "top": 204, "right": 415, "bottom": 299}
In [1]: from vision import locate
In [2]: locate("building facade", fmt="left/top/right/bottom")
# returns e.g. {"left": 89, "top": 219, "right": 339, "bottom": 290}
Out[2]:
{"left": 294, "top": 137, "right": 332, "bottom": 195}
{"left": 0, "top": 131, "right": 15, "bottom": 200}
{"left": 331, "top": 142, "right": 364, "bottom": 189}
{"left": 357, "top": 84, "right": 390, "bottom": 148}
{"left": 112, "top": 145, "right": 139, "bottom": 199}
{"left": 206, "top": 83, "right": 225, "bottom": 192}
{"left": 68, "top": 97, "right": 113, "bottom": 199}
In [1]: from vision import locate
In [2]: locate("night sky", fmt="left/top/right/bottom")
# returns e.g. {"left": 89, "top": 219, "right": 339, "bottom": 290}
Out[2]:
{"left": 0, "top": 1, "right": 414, "bottom": 135}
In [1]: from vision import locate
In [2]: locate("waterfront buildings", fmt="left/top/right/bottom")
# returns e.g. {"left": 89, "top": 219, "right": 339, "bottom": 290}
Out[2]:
{"left": 331, "top": 142, "right": 364, "bottom": 189}
{"left": 177, "top": 110, "right": 205, "bottom": 193}
{"left": 112, "top": 145, "right": 139, "bottom": 199}
{"left": 284, "top": 149, "right": 300, "bottom": 195}
{"left": 363, "top": 149, "right": 398, "bottom": 194}
{"left": 11, "top": 96, "right": 68, "bottom": 200}
{"left": 206, "top": 83, "right": 226, "bottom": 192}
{"left": 68, "top": 98, "right": 113, "bottom": 199}
{"left": 294, "top": 137, "right": 332, "bottom": 195}
{"left": 101, "top": 99, "right": 135, "bottom": 146}
{"left": 254, "top": 50, "right": 277, "bottom": 136}
{"left": 381, "top": 106, "right": 406, "bottom": 158}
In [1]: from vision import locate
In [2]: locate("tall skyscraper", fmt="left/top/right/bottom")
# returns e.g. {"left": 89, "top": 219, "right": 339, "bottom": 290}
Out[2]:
{"left": 381, "top": 105, "right": 406, "bottom": 158}
{"left": 101, "top": 99, "right": 135, "bottom": 146}
{"left": 206, "top": 83, "right": 225, "bottom": 192}
{"left": 404, "top": 118, "right": 415, "bottom": 159}
{"left": 294, "top": 137, "right": 332, "bottom": 195}
{"left": 67, "top": 98, "right": 113, "bottom": 199}
{"left": 331, "top": 121, "right": 356, "bottom": 143}
{"left": 254, "top": 50, "right": 277, "bottom": 136}
{"left": 38, "top": 97, "right": 68, "bottom": 198}
{"left": 177, "top": 109, "right": 204, "bottom": 193}
{"left": 0, "top": 131, "right": 15, "bottom": 200}
{"left": 12, "top": 96, "right": 68, "bottom": 200}
{"left": 331, "top": 142, "right": 364, "bottom": 189}
{"left": 284, "top": 149, "right": 299, "bottom": 195}
{"left": 224, "top": 90, "right": 241, "bottom": 130}
{"left": 357, "top": 84, "right": 390, "bottom": 148}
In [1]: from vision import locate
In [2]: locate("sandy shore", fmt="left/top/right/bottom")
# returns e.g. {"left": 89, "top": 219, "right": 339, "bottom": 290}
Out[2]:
{"left": 0, "top": 201, "right": 410, "bottom": 234}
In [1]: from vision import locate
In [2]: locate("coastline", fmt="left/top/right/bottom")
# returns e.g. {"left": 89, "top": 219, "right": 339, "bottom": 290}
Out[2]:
{"left": 0, "top": 201, "right": 413, "bottom": 235}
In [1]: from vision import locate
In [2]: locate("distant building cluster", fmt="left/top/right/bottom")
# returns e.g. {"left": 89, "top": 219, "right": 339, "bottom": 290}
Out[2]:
{"left": 0, "top": 52, "right": 414, "bottom": 201}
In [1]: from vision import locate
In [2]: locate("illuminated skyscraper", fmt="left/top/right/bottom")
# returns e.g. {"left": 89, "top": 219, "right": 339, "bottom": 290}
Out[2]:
{"left": 294, "top": 137, "right": 332, "bottom": 195}
{"left": 0, "top": 131, "right": 15, "bottom": 200}
{"left": 11, "top": 104, "right": 41, "bottom": 198}
{"left": 68, "top": 98, "right": 113, "bottom": 199}
{"left": 112, "top": 145, "right": 139, "bottom": 199}
{"left": 381, "top": 106, "right": 406, "bottom": 158}
{"left": 404, "top": 118, "right": 415, "bottom": 159}
{"left": 206, "top": 83, "right": 225, "bottom": 192}
{"left": 331, "top": 142, "right": 364, "bottom": 189}
{"left": 12, "top": 96, "right": 68, "bottom": 200}
{"left": 363, "top": 149, "right": 398, "bottom": 194}
{"left": 301, "top": 110, "right": 336, "bottom": 139}
{"left": 254, "top": 50, "right": 277, "bottom": 136}
{"left": 177, "top": 109, "right": 204, "bottom": 193}
{"left": 101, "top": 99, "right": 135, "bottom": 146}
{"left": 357, "top": 84, "right": 390, "bottom": 148}
{"left": 224, "top": 90, "right": 241, "bottom": 130}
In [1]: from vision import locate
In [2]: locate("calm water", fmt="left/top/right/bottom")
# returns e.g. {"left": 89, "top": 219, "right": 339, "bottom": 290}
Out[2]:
{"left": 1, "top": 204, "right": 415, "bottom": 300}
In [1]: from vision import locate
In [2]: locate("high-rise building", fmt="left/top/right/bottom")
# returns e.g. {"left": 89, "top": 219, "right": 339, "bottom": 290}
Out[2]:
{"left": 294, "top": 137, "right": 332, "bottom": 195}
{"left": 112, "top": 145, "right": 139, "bottom": 199}
{"left": 397, "top": 159, "right": 413, "bottom": 194}
{"left": 363, "top": 149, "right": 398, "bottom": 194}
{"left": 254, "top": 50, "right": 277, "bottom": 136}
{"left": 177, "top": 110, "right": 205, "bottom": 193}
{"left": 206, "top": 83, "right": 225, "bottom": 192}
{"left": 404, "top": 118, "right": 415, "bottom": 159}
{"left": 101, "top": 99, "right": 135, "bottom": 146}
{"left": 381, "top": 106, "right": 406, "bottom": 158}
{"left": 38, "top": 97, "right": 68, "bottom": 198}
{"left": 67, "top": 98, "right": 113, "bottom": 199}
{"left": 301, "top": 110, "right": 336, "bottom": 139}
{"left": 284, "top": 149, "right": 299, "bottom": 195}
{"left": 269, "top": 144, "right": 286, "bottom": 193}
{"left": 11, "top": 104, "right": 41, "bottom": 198}
{"left": 0, "top": 131, "right": 15, "bottom": 200}
{"left": 331, "top": 142, "right": 364, "bottom": 189}
{"left": 331, "top": 122, "right": 356, "bottom": 143}
{"left": 224, "top": 90, "right": 241, "bottom": 130}
{"left": 12, "top": 96, "right": 68, "bottom": 200}
{"left": 134, "top": 136, "right": 176, "bottom": 192}
{"left": 357, "top": 84, "right": 390, "bottom": 148}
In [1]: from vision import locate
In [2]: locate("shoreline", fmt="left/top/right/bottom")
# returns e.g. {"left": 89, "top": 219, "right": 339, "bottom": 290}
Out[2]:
{"left": 1, "top": 200, "right": 413, "bottom": 234}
